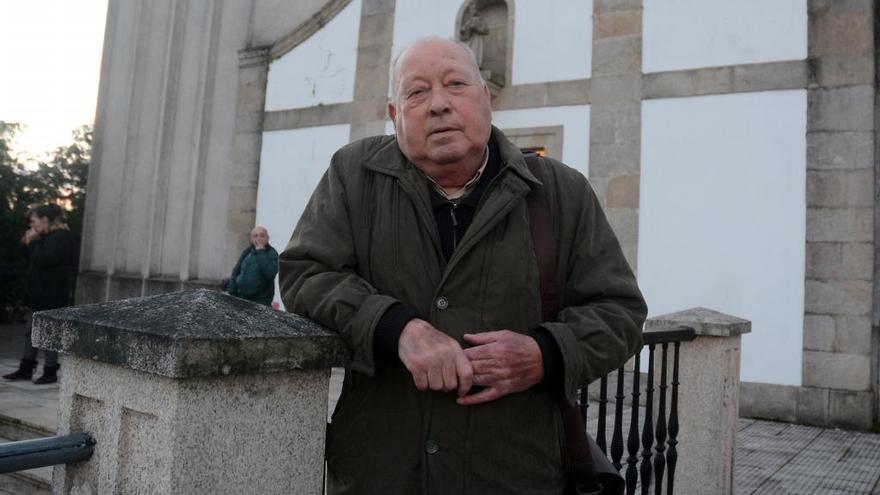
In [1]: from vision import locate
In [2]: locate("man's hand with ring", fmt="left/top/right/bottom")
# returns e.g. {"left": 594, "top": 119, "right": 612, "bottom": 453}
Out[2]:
{"left": 399, "top": 319, "right": 474, "bottom": 397}
{"left": 457, "top": 330, "right": 544, "bottom": 406}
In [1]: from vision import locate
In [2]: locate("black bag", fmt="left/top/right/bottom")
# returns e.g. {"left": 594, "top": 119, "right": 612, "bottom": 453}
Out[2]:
{"left": 524, "top": 154, "right": 625, "bottom": 495}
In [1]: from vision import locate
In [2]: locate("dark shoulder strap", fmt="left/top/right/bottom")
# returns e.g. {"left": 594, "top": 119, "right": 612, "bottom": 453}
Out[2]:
{"left": 523, "top": 154, "right": 560, "bottom": 321}
{"left": 524, "top": 153, "right": 619, "bottom": 495}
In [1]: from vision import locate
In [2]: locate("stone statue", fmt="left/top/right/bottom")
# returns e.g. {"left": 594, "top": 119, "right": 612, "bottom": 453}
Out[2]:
{"left": 459, "top": 3, "right": 489, "bottom": 68}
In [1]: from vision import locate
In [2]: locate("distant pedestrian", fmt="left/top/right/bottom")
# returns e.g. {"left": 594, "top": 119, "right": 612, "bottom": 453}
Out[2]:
{"left": 226, "top": 226, "right": 278, "bottom": 306}
{"left": 3, "top": 204, "right": 75, "bottom": 385}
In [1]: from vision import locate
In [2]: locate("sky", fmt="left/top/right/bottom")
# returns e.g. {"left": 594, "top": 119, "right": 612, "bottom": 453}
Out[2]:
{"left": 0, "top": 1, "right": 109, "bottom": 165}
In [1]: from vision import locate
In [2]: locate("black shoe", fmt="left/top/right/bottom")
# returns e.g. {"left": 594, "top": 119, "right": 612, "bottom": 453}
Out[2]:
{"left": 2, "top": 359, "right": 37, "bottom": 381}
{"left": 33, "top": 365, "right": 59, "bottom": 385}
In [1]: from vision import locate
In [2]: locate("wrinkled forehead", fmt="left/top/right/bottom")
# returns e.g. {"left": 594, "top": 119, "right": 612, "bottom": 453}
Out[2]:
{"left": 250, "top": 227, "right": 267, "bottom": 236}
{"left": 394, "top": 40, "right": 478, "bottom": 85}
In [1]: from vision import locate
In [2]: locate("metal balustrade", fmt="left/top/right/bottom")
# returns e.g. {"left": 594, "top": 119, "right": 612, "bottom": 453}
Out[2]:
{"left": 0, "top": 433, "right": 94, "bottom": 475}
{"left": 580, "top": 326, "right": 696, "bottom": 495}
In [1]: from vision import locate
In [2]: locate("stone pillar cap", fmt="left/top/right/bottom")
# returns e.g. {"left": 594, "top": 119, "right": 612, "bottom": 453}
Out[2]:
{"left": 645, "top": 306, "right": 752, "bottom": 337}
{"left": 32, "top": 289, "right": 350, "bottom": 378}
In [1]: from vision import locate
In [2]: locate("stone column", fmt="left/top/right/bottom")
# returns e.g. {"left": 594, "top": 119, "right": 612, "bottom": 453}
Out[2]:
{"left": 32, "top": 290, "right": 348, "bottom": 495}
{"left": 645, "top": 307, "right": 751, "bottom": 495}
{"left": 801, "top": 0, "right": 876, "bottom": 429}
{"left": 349, "top": 0, "right": 396, "bottom": 141}
{"left": 589, "top": 0, "right": 644, "bottom": 268}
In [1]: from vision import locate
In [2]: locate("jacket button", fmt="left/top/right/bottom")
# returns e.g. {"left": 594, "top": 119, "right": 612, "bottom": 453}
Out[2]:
{"left": 425, "top": 440, "right": 439, "bottom": 454}
{"left": 435, "top": 297, "right": 449, "bottom": 310}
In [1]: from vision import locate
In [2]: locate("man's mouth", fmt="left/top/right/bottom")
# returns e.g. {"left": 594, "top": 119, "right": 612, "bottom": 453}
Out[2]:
{"left": 430, "top": 127, "right": 458, "bottom": 136}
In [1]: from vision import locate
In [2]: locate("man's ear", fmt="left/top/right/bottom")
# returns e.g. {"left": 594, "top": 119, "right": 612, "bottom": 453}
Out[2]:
{"left": 387, "top": 102, "right": 398, "bottom": 129}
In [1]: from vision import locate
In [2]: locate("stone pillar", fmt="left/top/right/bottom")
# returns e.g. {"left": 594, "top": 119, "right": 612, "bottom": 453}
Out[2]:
{"left": 32, "top": 290, "right": 348, "bottom": 495}
{"left": 801, "top": 0, "right": 876, "bottom": 429}
{"left": 349, "top": 0, "right": 396, "bottom": 141}
{"left": 645, "top": 307, "right": 751, "bottom": 495}
{"left": 589, "top": 0, "right": 644, "bottom": 268}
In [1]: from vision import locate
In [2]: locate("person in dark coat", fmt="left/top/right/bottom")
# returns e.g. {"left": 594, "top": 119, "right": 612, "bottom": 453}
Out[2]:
{"left": 226, "top": 226, "right": 279, "bottom": 306}
{"left": 3, "top": 204, "right": 75, "bottom": 384}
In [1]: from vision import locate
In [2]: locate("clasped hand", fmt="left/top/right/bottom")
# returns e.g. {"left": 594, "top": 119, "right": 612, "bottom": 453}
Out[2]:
{"left": 397, "top": 319, "right": 545, "bottom": 406}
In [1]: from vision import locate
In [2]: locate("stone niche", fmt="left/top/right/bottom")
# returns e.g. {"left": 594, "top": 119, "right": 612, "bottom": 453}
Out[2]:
{"left": 456, "top": 0, "right": 510, "bottom": 91}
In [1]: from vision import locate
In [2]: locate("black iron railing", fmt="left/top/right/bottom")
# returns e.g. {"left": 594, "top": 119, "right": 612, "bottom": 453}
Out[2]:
{"left": 0, "top": 433, "right": 95, "bottom": 474}
{"left": 580, "top": 326, "right": 696, "bottom": 495}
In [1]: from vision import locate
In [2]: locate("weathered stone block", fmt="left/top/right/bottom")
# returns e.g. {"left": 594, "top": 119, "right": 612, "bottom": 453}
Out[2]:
{"left": 589, "top": 142, "right": 641, "bottom": 176}
{"left": 362, "top": 0, "right": 394, "bottom": 16}
{"left": 804, "top": 278, "right": 872, "bottom": 315}
{"left": 732, "top": 61, "right": 809, "bottom": 93}
{"left": 605, "top": 174, "right": 640, "bottom": 208}
{"left": 693, "top": 66, "right": 735, "bottom": 95}
{"left": 808, "top": 86, "right": 874, "bottom": 132}
{"left": 642, "top": 70, "right": 695, "bottom": 99}
{"left": 802, "top": 350, "right": 871, "bottom": 390}
{"left": 812, "top": 55, "right": 875, "bottom": 87}
{"left": 796, "top": 386, "right": 829, "bottom": 426}
{"left": 543, "top": 79, "right": 591, "bottom": 107}
{"left": 828, "top": 389, "right": 873, "bottom": 430}
{"left": 593, "top": 9, "right": 641, "bottom": 39}
{"left": 357, "top": 12, "right": 394, "bottom": 48}
{"left": 802, "top": 314, "right": 835, "bottom": 351}
{"left": 807, "top": 131, "right": 873, "bottom": 170}
{"left": 590, "top": 102, "right": 640, "bottom": 144}
{"left": 806, "top": 242, "right": 873, "bottom": 280}
{"left": 832, "top": 314, "right": 873, "bottom": 354}
{"left": 739, "top": 381, "right": 797, "bottom": 422}
{"left": 809, "top": 7, "right": 874, "bottom": 57}
{"left": 806, "top": 169, "right": 874, "bottom": 208}
{"left": 594, "top": 0, "right": 642, "bottom": 14}
{"left": 806, "top": 207, "right": 873, "bottom": 242}
{"left": 592, "top": 36, "right": 641, "bottom": 76}
{"left": 590, "top": 74, "right": 641, "bottom": 102}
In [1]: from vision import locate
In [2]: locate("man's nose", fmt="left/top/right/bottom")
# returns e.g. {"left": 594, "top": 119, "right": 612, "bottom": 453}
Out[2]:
{"left": 428, "top": 88, "right": 451, "bottom": 114}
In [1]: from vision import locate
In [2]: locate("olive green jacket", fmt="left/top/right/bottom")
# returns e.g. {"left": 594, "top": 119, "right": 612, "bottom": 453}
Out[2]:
{"left": 279, "top": 128, "right": 646, "bottom": 495}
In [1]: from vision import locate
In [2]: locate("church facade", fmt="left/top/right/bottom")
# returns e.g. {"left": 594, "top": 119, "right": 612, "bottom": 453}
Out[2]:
{"left": 78, "top": 0, "right": 879, "bottom": 429}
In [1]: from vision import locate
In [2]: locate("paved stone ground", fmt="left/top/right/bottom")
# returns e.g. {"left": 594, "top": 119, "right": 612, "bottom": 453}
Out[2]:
{"left": 2, "top": 323, "right": 879, "bottom": 494}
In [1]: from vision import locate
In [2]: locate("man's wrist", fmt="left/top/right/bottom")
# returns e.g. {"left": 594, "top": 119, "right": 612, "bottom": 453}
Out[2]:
{"left": 374, "top": 303, "right": 420, "bottom": 361}
{"left": 528, "top": 327, "right": 564, "bottom": 393}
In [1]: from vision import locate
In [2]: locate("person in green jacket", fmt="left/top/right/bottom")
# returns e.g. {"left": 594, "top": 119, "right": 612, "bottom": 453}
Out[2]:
{"left": 280, "top": 37, "right": 646, "bottom": 494}
{"left": 227, "top": 226, "right": 278, "bottom": 306}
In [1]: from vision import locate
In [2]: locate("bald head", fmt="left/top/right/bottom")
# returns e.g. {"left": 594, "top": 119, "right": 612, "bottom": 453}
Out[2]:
{"left": 390, "top": 37, "right": 483, "bottom": 102}
{"left": 250, "top": 226, "right": 269, "bottom": 249}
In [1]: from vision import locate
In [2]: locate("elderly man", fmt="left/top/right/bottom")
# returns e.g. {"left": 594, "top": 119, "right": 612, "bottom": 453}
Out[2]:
{"left": 279, "top": 37, "right": 646, "bottom": 494}
{"left": 227, "top": 226, "right": 278, "bottom": 306}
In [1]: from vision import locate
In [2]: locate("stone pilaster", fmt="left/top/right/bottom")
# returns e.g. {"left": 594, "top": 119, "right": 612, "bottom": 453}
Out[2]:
{"left": 801, "top": 0, "right": 876, "bottom": 428}
{"left": 349, "top": 0, "right": 396, "bottom": 141}
{"left": 589, "top": 0, "right": 644, "bottom": 269}
{"left": 226, "top": 46, "right": 271, "bottom": 270}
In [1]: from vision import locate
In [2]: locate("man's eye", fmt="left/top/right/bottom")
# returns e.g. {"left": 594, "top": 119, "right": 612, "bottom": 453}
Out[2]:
{"left": 449, "top": 81, "right": 467, "bottom": 88}
{"left": 407, "top": 89, "right": 425, "bottom": 98}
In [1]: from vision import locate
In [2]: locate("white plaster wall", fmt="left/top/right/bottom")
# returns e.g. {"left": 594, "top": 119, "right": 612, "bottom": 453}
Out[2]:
{"left": 638, "top": 90, "right": 807, "bottom": 386}
{"left": 643, "top": 0, "right": 807, "bottom": 73}
{"left": 264, "top": 0, "right": 361, "bottom": 110}
{"left": 511, "top": 0, "right": 592, "bottom": 84}
{"left": 255, "top": 124, "right": 351, "bottom": 306}
{"left": 391, "top": 1, "right": 592, "bottom": 89}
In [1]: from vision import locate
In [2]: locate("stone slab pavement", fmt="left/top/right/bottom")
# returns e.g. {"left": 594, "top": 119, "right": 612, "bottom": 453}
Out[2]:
{"left": 1, "top": 323, "right": 879, "bottom": 494}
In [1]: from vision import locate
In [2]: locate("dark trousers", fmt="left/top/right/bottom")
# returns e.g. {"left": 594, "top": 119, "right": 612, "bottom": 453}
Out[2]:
{"left": 22, "top": 315, "right": 58, "bottom": 367}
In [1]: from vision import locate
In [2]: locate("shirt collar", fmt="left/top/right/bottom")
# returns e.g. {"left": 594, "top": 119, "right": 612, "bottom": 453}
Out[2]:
{"left": 426, "top": 145, "right": 489, "bottom": 201}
